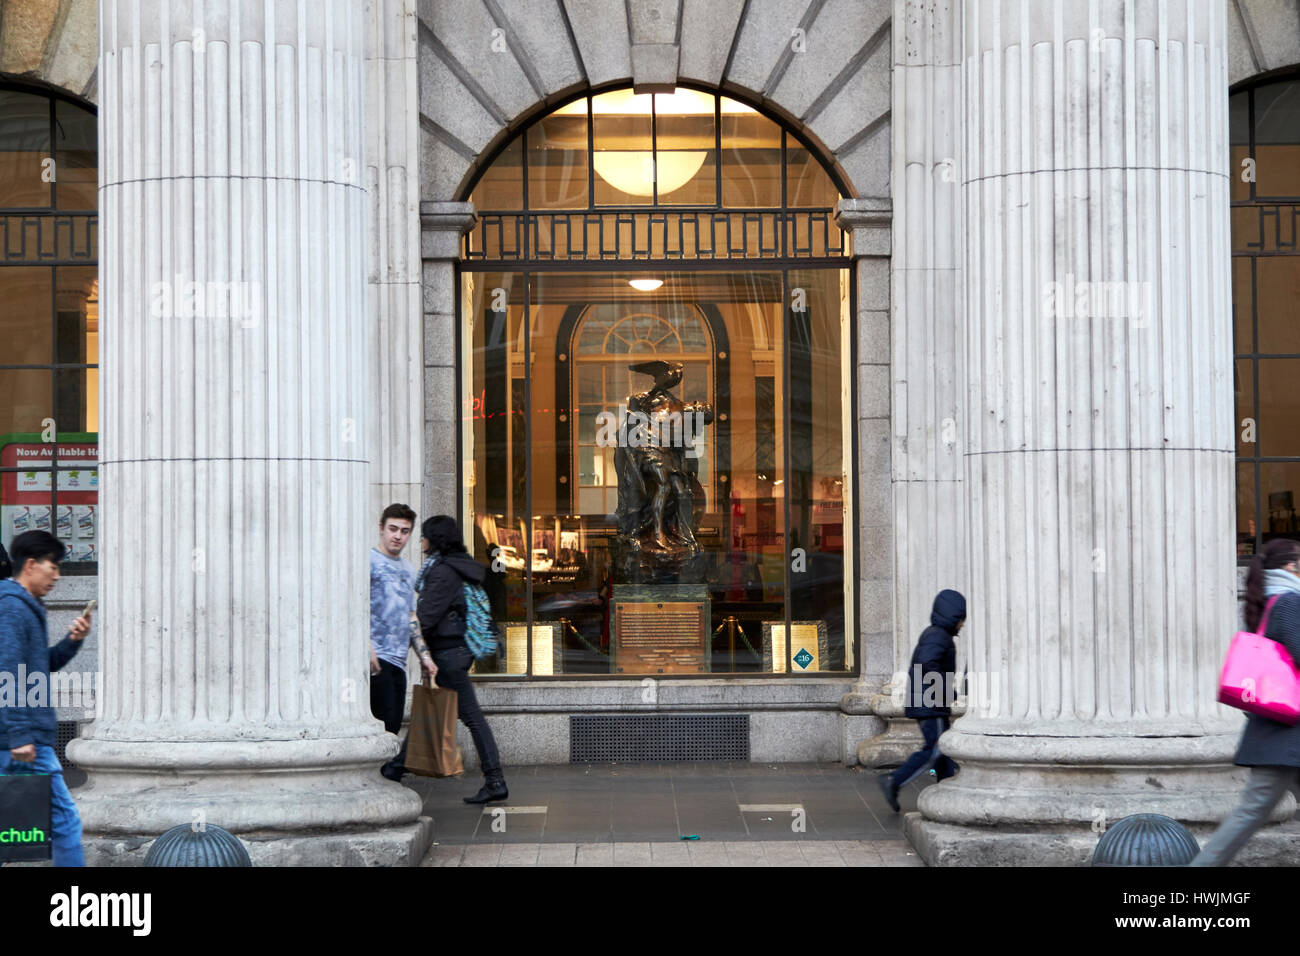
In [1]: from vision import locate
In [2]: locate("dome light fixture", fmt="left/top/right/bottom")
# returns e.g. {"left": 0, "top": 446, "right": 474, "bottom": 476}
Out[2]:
{"left": 628, "top": 278, "right": 663, "bottom": 292}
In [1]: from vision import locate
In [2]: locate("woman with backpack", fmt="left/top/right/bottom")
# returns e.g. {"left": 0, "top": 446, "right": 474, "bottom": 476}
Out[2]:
{"left": 1191, "top": 537, "right": 1300, "bottom": 865}
{"left": 416, "top": 515, "right": 508, "bottom": 804}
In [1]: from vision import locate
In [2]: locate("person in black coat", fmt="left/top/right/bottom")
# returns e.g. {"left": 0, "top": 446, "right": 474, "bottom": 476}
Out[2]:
{"left": 416, "top": 515, "right": 508, "bottom": 805}
{"left": 878, "top": 588, "right": 966, "bottom": 812}
{"left": 1192, "top": 538, "right": 1300, "bottom": 865}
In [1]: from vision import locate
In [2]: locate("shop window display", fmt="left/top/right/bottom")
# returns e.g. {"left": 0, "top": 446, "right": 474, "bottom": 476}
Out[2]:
{"left": 0, "top": 86, "right": 99, "bottom": 567}
{"left": 460, "top": 88, "right": 853, "bottom": 677}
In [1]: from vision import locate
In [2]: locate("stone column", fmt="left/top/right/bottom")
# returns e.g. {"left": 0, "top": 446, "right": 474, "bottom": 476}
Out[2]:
{"left": 907, "top": 0, "right": 1270, "bottom": 865}
{"left": 848, "top": 0, "right": 969, "bottom": 769}
{"left": 419, "top": 201, "right": 476, "bottom": 522}
{"left": 69, "top": 0, "right": 428, "bottom": 865}
{"left": 366, "top": 0, "right": 424, "bottom": 557}
{"left": 835, "top": 197, "right": 893, "bottom": 761}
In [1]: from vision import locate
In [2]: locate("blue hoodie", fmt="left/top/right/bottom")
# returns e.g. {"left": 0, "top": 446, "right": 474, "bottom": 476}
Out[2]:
{"left": 903, "top": 589, "right": 966, "bottom": 719}
{"left": 0, "top": 579, "right": 83, "bottom": 749}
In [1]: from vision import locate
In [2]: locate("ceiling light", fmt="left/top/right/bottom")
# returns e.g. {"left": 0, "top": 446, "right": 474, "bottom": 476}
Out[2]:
{"left": 629, "top": 278, "right": 663, "bottom": 292}
{"left": 593, "top": 151, "right": 707, "bottom": 197}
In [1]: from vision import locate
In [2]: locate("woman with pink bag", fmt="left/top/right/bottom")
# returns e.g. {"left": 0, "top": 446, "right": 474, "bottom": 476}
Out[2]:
{"left": 1192, "top": 537, "right": 1300, "bottom": 865}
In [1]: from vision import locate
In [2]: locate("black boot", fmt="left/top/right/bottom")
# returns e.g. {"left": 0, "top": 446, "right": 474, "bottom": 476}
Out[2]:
{"left": 463, "top": 768, "right": 508, "bottom": 804}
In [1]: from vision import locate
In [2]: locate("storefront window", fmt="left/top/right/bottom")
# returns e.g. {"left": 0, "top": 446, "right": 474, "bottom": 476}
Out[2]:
{"left": 0, "top": 86, "right": 98, "bottom": 567}
{"left": 460, "top": 88, "right": 853, "bottom": 677}
{"left": 1233, "top": 77, "right": 1300, "bottom": 559}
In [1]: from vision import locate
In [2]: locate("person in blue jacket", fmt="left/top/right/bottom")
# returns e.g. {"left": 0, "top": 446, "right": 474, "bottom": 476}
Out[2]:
{"left": 0, "top": 531, "right": 92, "bottom": 866}
{"left": 878, "top": 588, "right": 966, "bottom": 812}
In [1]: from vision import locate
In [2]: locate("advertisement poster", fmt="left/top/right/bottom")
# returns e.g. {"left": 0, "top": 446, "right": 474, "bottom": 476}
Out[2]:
{"left": 0, "top": 433, "right": 98, "bottom": 561}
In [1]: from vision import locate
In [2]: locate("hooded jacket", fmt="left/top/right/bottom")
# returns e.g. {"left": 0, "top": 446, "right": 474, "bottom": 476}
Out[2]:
{"left": 417, "top": 551, "right": 489, "bottom": 651}
{"left": 903, "top": 589, "right": 966, "bottom": 719}
{"left": 0, "top": 578, "right": 83, "bottom": 749}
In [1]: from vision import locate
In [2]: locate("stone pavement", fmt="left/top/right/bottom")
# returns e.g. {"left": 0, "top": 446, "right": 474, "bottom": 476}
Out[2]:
{"left": 405, "top": 762, "right": 933, "bottom": 867}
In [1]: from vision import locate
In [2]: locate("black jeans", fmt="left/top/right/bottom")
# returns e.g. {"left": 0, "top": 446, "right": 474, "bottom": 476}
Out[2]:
{"left": 889, "top": 717, "right": 957, "bottom": 788}
{"left": 370, "top": 659, "right": 406, "bottom": 735}
{"left": 433, "top": 643, "right": 502, "bottom": 775}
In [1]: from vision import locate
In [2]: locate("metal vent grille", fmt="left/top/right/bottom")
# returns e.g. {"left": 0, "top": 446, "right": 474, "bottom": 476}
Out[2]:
{"left": 55, "top": 721, "right": 79, "bottom": 767}
{"left": 570, "top": 714, "right": 749, "bottom": 763}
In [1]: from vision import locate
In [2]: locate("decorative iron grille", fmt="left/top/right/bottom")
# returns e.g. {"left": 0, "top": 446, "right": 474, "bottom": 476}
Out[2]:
{"left": 464, "top": 208, "right": 847, "bottom": 264}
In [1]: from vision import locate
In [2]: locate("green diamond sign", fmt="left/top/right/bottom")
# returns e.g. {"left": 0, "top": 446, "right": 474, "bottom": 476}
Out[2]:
{"left": 793, "top": 648, "right": 813, "bottom": 669}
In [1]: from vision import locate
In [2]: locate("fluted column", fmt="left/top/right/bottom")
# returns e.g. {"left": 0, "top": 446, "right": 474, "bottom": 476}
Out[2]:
{"left": 908, "top": 0, "right": 1267, "bottom": 864}
{"left": 366, "top": 0, "right": 424, "bottom": 550}
{"left": 69, "top": 0, "right": 424, "bottom": 856}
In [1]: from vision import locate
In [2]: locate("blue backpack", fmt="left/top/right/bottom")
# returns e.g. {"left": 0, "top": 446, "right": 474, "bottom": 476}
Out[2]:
{"left": 462, "top": 581, "right": 499, "bottom": 660}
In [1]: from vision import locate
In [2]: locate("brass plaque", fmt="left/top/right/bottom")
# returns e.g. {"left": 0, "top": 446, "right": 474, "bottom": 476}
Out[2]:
{"left": 613, "top": 600, "right": 708, "bottom": 674}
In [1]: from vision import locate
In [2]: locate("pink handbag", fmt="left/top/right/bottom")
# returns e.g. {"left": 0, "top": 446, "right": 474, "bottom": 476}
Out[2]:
{"left": 1218, "top": 596, "right": 1300, "bottom": 725}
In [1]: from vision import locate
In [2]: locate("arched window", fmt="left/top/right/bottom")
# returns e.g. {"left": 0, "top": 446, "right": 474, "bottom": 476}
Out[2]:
{"left": 0, "top": 83, "right": 98, "bottom": 567}
{"left": 1232, "top": 75, "right": 1300, "bottom": 560}
{"left": 458, "top": 87, "right": 853, "bottom": 679}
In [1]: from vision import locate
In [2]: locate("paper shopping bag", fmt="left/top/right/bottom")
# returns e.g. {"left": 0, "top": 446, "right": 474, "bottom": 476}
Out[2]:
{"left": 0, "top": 769, "right": 52, "bottom": 862}
{"left": 406, "top": 684, "right": 464, "bottom": 777}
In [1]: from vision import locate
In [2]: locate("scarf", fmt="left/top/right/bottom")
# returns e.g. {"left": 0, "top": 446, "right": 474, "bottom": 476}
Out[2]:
{"left": 1264, "top": 567, "right": 1300, "bottom": 598}
{"left": 415, "top": 553, "right": 439, "bottom": 593}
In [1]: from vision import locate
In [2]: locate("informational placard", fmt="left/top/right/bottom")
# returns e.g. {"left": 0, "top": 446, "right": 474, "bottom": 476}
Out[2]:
{"left": 611, "top": 585, "right": 710, "bottom": 674}
{"left": 502, "top": 623, "right": 558, "bottom": 676}
{"left": 763, "top": 621, "right": 829, "bottom": 673}
{"left": 0, "top": 433, "right": 98, "bottom": 560}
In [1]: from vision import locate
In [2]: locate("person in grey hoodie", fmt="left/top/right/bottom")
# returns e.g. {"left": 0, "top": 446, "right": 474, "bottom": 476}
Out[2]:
{"left": 416, "top": 515, "right": 508, "bottom": 804}
{"left": 0, "top": 531, "right": 91, "bottom": 866}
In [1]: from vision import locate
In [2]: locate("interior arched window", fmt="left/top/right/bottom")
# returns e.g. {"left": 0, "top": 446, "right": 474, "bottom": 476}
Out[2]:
{"left": 458, "top": 87, "right": 854, "bottom": 679}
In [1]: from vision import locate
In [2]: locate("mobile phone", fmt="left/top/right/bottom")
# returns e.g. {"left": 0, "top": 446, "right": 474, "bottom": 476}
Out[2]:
{"left": 81, "top": 599, "right": 96, "bottom": 618}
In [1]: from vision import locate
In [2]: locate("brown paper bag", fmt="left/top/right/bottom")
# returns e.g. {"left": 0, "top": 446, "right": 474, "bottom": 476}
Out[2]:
{"left": 406, "top": 683, "right": 464, "bottom": 777}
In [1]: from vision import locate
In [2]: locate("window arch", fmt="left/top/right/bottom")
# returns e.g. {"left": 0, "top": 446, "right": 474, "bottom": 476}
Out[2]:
{"left": 0, "top": 82, "right": 99, "bottom": 568}
{"left": 461, "top": 86, "right": 849, "bottom": 263}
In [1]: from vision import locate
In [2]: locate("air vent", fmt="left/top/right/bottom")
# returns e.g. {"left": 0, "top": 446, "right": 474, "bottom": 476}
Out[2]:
{"left": 569, "top": 714, "right": 749, "bottom": 763}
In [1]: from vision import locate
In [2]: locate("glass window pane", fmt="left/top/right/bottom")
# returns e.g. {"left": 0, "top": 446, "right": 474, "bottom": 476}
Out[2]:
{"left": 786, "top": 139, "right": 839, "bottom": 209}
{"left": 56, "top": 266, "right": 98, "bottom": 362}
{"left": 470, "top": 136, "right": 523, "bottom": 210}
{"left": 1262, "top": 462, "right": 1300, "bottom": 541}
{"left": 1236, "top": 359, "right": 1254, "bottom": 458}
{"left": 1, "top": 266, "right": 54, "bottom": 364}
{"left": 0, "top": 90, "right": 51, "bottom": 207}
{"left": 527, "top": 101, "right": 589, "bottom": 210}
{"left": 463, "top": 271, "right": 528, "bottom": 674}
{"left": 653, "top": 90, "right": 716, "bottom": 206}
{"left": 1254, "top": 80, "right": 1300, "bottom": 145}
{"left": 1238, "top": 462, "right": 1256, "bottom": 557}
{"left": 1258, "top": 358, "right": 1300, "bottom": 457}
{"left": 54, "top": 98, "right": 97, "bottom": 211}
{"left": 720, "top": 104, "right": 781, "bottom": 207}
{"left": 592, "top": 89, "right": 654, "bottom": 206}
{"left": 1257, "top": 257, "right": 1300, "bottom": 354}
{"left": 1233, "top": 257, "right": 1253, "bottom": 355}
{"left": 0, "top": 369, "right": 52, "bottom": 433}
{"left": 787, "top": 269, "right": 850, "bottom": 671}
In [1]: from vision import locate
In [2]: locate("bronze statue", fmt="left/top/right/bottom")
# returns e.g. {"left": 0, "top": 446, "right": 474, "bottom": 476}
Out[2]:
{"left": 614, "top": 361, "right": 713, "bottom": 571}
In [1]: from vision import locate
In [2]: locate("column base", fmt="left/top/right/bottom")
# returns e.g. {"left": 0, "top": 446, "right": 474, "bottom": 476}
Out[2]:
{"left": 904, "top": 813, "right": 1300, "bottom": 867}
{"left": 82, "top": 816, "right": 435, "bottom": 867}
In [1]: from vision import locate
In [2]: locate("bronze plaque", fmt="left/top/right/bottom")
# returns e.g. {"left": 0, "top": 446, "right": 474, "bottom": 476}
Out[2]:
{"left": 613, "top": 600, "right": 708, "bottom": 674}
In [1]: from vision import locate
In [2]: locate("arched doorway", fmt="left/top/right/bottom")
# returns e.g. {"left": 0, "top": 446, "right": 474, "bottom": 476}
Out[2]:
{"left": 457, "top": 86, "right": 854, "bottom": 678}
